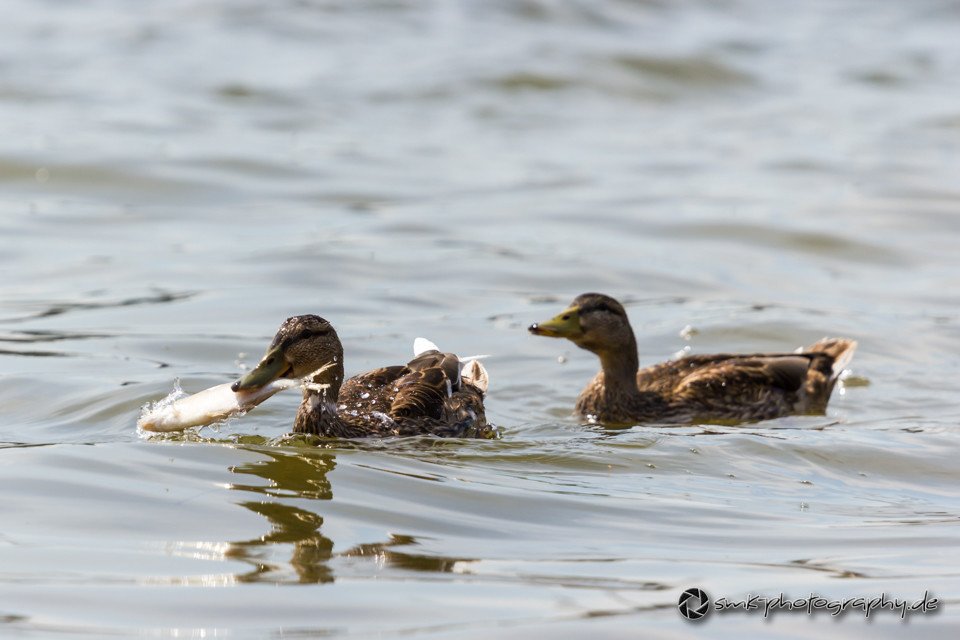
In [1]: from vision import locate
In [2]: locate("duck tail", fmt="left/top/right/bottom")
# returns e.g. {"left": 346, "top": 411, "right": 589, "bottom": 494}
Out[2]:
{"left": 806, "top": 337, "right": 857, "bottom": 382}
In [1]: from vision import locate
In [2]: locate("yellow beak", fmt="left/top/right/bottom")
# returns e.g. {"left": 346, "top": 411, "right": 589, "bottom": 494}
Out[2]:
{"left": 231, "top": 345, "right": 292, "bottom": 392}
{"left": 528, "top": 306, "right": 582, "bottom": 339}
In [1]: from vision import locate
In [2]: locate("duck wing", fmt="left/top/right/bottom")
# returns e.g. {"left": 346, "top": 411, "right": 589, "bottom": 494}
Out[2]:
{"left": 674, "top": 354, "right": 809, "bottom": 391}
{"left": 339, "top": 365, "right": 408, "bottom": 414}
{"left": 638, "top": 352, "right": 810, "bottom": 391}
{"left": 407, "top": 349, "right": 462, "bottom": 389}
{"left": 389, "top": 350, "right": 460, "bottom": 420}
{"left": 339, "top": 348, "right": 489, "bottom": 436}
{"left": 389, "top": 349, "right": 488, "bottom": 433}
{"left": 639, "top": 350, "right": 840, "bottom": 421}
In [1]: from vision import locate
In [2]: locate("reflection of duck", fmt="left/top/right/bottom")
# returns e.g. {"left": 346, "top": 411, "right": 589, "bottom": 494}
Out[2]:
{"left": 226, "top": 447, "right": 337, "bottom": 584}
{"left": 529, "top": 293, "right": 856, "bottom": 425}
{"left": 227, "top": 447, "right": 472, "bottom": 584}
{"left": 232, "top": 315, "right": 489, "bottom": 438}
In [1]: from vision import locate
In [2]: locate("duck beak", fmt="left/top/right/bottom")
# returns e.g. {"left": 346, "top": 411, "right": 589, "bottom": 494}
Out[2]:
{"left": 528, "top": 305, "right": 581, "bottom": 338}
{"left": 231, "top": 345, "right": 293, "bottom": 392}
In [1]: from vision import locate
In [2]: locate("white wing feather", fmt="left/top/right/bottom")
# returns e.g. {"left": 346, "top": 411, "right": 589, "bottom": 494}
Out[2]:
{"left": 413, "top": 337, "right": 441, "bottom": 356}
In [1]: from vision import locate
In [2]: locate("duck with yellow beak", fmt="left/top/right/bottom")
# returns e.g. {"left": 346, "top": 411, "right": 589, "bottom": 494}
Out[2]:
{"left": 530, "top": 293, "right": 856, "bottom": 425}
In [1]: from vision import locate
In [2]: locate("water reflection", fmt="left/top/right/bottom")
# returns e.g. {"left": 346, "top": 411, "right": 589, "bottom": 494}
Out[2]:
{"left": 229, "top": 446, "right": 336, "bottom": 500}
{"left": 339, "top": 535, "right": 468, "bottom": 574}
{"left": 228, "top": 501, "right": 333, "bottom": 584}
{"left": 224, "top": 446, "right": 472, "bottom": 584}
{"left": 225, "top": 447, "right": 335, "bottom": 583}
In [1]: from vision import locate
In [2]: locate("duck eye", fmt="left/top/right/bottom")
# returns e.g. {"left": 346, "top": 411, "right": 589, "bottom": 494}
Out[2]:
{"left": 299, "top": 328, "right": 329, "bottom": 340}
{"left": 561, "top": 314, "right": 571, "bottom": 321}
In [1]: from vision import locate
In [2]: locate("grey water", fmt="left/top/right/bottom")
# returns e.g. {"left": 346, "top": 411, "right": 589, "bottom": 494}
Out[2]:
{"left": 1, "top": 0, "right": 959, "bottom": 637}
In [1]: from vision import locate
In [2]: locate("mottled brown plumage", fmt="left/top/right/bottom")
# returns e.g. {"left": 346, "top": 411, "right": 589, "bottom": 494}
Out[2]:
{"left": 530, "top": 293, "right": 856, "bottom": 425}
{"left": 232, "top": 315, "right": 490, "bottom": 438}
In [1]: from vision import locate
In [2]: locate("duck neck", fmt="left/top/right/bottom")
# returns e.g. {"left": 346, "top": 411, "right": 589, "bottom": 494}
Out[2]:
{"left": 294, "top": 392, "right": 337, "bottom": 435}
{"left": 598, "top": 336, "right": 640, "bottom": 399}
{"left": 294, "top": 358, "right": 346, "bottom": 436}
{"left": 311, "top": 358, "right": 345, "bottom": 400}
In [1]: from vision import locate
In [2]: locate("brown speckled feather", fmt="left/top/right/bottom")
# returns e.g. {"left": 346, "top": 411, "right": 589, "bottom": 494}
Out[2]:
{"left": 339, "top": 365, "right": 407, "bottom": 415}
{"left": 315, "top": 350, "right": 487, "bottom": 438}
{"left": 391, "top": 366, "right": 448, "bottom": 420}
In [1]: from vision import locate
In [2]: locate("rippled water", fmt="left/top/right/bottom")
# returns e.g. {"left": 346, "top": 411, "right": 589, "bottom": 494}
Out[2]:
{"left": 2, "top": 0, "right": 960, "bottom": 637}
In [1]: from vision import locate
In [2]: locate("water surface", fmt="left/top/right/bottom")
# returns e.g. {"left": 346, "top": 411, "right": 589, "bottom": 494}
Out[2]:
{"left": 2, "top": 0, "right": 959, "bottom": 637}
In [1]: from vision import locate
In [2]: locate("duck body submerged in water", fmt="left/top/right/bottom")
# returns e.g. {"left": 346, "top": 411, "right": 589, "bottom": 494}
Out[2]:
{"left": 529, "top": 293, "right": 856, "bottom": 425}
{"left": 232, "top": 315, "right": 489, "bottom": 438}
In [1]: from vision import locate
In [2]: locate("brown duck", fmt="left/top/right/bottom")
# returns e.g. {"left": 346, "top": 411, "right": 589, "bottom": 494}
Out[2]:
{"left": 231, "top": 315, "right": 490, "bottom": 438}
{"left": 529, "top": 293, "right": 856, "bottom": 425}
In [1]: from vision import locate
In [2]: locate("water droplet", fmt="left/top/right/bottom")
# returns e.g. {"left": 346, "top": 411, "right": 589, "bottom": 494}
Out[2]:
{"left": 679, "top": 324, "right": 698, "bottom": 340}
{"left": 672, "top": 345, "right": 692, "bottom": 359}
{"left": 557, "top": 355, "right": 567, "bottom": 364}
{"left": 360, "top": 392, "right": 370, "bottom": 399}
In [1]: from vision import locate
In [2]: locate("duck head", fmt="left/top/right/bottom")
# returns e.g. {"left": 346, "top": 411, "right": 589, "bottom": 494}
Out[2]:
{"left": 232, "top": 315, "right": 344, "bottom": 392}
{"left": 528, "top": 293, "right": 635, "bottom": 356}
